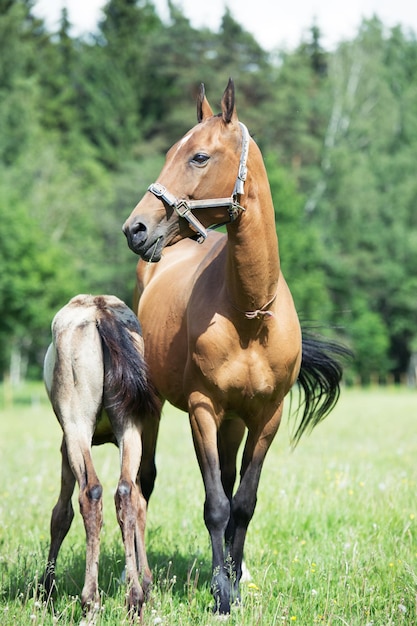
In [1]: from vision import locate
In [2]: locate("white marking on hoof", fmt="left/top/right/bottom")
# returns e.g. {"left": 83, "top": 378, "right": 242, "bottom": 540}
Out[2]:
{"left": 240, "top": 560, "right": 252, "bottom": 583}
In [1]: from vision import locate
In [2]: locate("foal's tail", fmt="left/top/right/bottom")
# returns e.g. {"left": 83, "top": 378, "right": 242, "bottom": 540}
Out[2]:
{"left": 292, "top": 329, "right": 352, "bottom": 445}
{"left": 95, "top": 299, "right": 158, "bottom": 419}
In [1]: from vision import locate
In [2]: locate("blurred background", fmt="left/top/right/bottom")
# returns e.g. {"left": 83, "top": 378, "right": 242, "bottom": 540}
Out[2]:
{"left": 1, "top": 0, "right": 417, "bottom": 387}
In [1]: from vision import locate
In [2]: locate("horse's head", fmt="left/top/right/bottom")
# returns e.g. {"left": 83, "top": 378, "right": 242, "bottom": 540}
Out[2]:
{"left": 123, "top": 79, "right": 250, "bottom": 261}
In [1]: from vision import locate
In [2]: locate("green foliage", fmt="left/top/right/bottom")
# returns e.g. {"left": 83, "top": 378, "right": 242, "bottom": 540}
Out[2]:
{"left": 0, "top": 183, "right": 80, "bottom": 375}
{"left": 348, "top": 300, "right": 390, "bottom": 382}
{"left": 0, "top": 1, "right": 417, "bottom": 381}
{"left": 266, "top": 154, "right": 331, "bottom": 322}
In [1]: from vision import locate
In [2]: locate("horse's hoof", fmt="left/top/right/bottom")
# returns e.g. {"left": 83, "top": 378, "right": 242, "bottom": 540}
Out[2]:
{"left": 37, "top": 576, "right": 56, "bottom": 602}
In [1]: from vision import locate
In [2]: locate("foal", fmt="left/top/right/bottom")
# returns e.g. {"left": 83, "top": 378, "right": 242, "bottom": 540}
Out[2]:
{"left": 41, "top": 294, "right": 158, "bottom": 619}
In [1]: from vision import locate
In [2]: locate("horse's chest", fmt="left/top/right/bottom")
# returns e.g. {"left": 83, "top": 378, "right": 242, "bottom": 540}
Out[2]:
{"left": 193, "top": 330, "right": 279, "bottom": 400}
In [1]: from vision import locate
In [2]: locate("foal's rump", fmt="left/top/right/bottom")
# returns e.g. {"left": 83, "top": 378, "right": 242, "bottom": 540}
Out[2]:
{"left": 44, "top": 294, "right": 155, "bottom": 436}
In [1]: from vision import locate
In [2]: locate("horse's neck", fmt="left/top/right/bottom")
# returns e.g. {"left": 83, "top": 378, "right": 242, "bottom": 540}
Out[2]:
{"left": 225, "top": 176, "right": 280, "bottom": 315}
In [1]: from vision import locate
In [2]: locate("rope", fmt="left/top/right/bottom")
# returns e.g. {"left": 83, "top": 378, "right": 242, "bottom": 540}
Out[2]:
{"left": 233, "top": 292, "right": 277, "bottom": 320}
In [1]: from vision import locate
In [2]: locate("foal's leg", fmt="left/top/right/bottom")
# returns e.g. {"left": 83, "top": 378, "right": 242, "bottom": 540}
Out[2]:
{"left": 57, "top": 428, "right": 103, "bottom": 612}
{"left": 188, "top": 391, "right": 231, "bottom": 614}
{"left": 65, "top": 436, "right": 103, "bottom": 613}
{"left": 41, "top": 437, "right": 75, "bottom": 597}
{"left": 114, "top": 421, "right": 152, "bottom": 615}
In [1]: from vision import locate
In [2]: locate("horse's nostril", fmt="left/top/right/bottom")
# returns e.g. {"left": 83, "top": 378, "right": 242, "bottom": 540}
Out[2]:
{"left": 123, "top": 218, "right": 147, "bottom": 238}
{"left": 131, "top": 221, "right": 147, "bottom": 235}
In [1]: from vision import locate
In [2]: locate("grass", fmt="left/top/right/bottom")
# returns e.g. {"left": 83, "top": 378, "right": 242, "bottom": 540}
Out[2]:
{"left": 1, "top": 382, "right": 417, "bottom": 624}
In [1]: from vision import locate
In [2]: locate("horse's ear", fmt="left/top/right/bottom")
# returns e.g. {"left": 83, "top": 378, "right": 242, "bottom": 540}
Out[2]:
{"left": 221, "top": 78, "right": 237, "bottom": 124}
{"left": 197, "top": 83, "right": 214, "bottom": 122}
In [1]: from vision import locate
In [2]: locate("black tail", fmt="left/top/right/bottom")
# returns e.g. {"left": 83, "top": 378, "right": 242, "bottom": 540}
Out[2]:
{"left": 96, "top": 306, "right": 158, "bottom": 420}
{"left": 292, "top": 330, "right": 352, "bottom": 445}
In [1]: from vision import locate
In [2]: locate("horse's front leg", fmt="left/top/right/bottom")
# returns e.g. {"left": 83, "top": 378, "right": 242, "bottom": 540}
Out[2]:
{"left": 217, "top": 418, "right": 247, "bottom": 602}
{"left": 40, "top": 437, "right": 75, "bottom": 598}
{"left": 229, "top": 403, "right": 284, "bottom": 599}
{"left": 218, "top": 418, "right": 246, "bottom": 543}
{"left": 189, "top": 391, "right": 231, "bottom": 614}
{"left": 115, "top": 422, "right": 151, "bottom": 617}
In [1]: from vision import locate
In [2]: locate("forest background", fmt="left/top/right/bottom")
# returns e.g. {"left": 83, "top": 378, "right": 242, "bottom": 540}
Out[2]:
{"left": 1, "top": 0, "right": 417, "bottom": 385}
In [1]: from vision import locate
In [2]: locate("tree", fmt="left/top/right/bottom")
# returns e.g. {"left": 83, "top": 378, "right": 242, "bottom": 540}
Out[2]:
{"left": 0, "top": 185, "right": 81, "bottom": 379}
{"left": 266, "top": 155, "right": 331, "bottom": 323}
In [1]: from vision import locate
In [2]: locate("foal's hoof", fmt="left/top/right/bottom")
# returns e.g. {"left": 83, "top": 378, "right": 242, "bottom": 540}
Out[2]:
{"left": 80, "top": 601, "right": 100, "bottom": 626}
{"left": 127, "top": 587, "right": 144, "bottom": 616}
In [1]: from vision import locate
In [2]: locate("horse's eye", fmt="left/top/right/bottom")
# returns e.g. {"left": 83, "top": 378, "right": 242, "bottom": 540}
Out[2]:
{"left": 191, "top": 153, "right": 210, "bottom": 166}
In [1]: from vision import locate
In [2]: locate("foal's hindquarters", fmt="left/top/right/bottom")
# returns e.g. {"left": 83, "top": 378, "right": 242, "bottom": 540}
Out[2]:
{"left": 40, "top": 294, "right": 158, "bottom": 619}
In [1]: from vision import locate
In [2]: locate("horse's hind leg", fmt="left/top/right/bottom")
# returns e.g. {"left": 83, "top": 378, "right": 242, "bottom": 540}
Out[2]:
{"left": 138, "top": 400, "right": 161, "bottom": 503}
{"left": 40, "top": 437, "right": 75, "bottom": 598}
{"left": 114, "top": 422, "right": 151, "bottom": 616}
{"left": 73, "top": 446, "right": 103, "bottom": 614}
{"left": 59, "top": 433, "right": 103, "bottom": 614}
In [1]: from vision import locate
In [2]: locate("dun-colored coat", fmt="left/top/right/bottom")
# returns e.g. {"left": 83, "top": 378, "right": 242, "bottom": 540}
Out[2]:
{"left": 41, "top": 294, "right": 158, "bottom": 620}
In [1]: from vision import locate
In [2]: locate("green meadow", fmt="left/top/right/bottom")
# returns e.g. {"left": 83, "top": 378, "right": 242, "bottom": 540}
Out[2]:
{"left": 0, "top": 383, "right": 416, "bottom": 625}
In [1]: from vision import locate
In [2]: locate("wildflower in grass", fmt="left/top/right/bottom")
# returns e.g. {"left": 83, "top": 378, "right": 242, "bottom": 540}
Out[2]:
{"left": 398, "top": 604, "right": 407, "bottom": 614}
{"left": 248, "top": 582, "right": 260, "bottom": 591}
{"left": 410, "top": 513, "right": 415, "bottom": 520}
{"left": 311, "top": 589, "right": 318, "bottom": 596}
{"left": 290, "top": 617, "right": 297, "bottom": 621}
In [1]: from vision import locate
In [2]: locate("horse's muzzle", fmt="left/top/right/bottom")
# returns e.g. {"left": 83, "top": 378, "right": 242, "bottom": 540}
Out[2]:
{"left": 123, "top": 218, "right": 148, "bottom": 254}
{"left": 123, "top": 218, "right": 164, "bottom": 262}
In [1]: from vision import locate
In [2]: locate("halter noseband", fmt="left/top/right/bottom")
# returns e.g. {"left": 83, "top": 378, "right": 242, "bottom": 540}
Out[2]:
{"left": 147, "top": 122, "right": 250, "bottom": 243}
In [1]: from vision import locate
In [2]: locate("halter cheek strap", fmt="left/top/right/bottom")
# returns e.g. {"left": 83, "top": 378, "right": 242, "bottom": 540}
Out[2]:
{"left": 147, "top": 122, "right": 250, "bottom": 243}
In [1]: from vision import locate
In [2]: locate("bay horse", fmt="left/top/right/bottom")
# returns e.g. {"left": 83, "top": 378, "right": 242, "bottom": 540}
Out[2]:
{"left": 123, "top": 80, "right": 347, "bottom": 614}
{"left": 41, "top": 294, "right": 158, "bottom": 620}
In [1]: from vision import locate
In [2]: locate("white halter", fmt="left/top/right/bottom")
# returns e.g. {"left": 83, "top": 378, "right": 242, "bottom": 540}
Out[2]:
{"left": 147, "top": 122, "right": 250, "bottom": 243}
